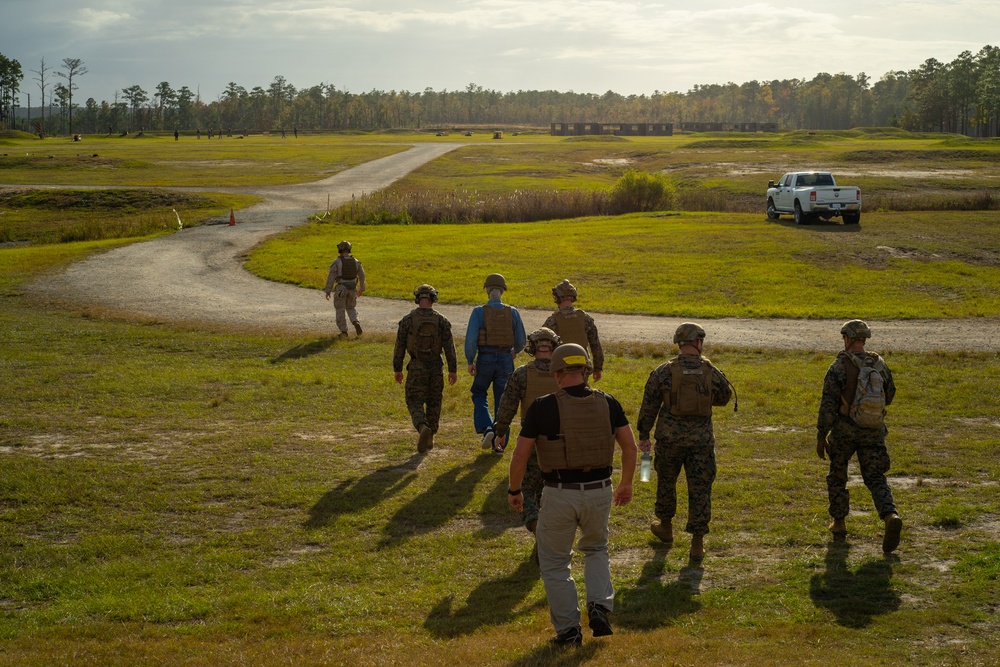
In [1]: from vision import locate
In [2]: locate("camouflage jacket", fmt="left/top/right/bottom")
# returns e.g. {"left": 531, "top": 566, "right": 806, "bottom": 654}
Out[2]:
{"left": 636, "top": 353, "right": 732, "bottom": 446}
{"left": 542, "top": 306, "right": 604, "bottom": 373}
{"left": 493, "top": 359, "right": 554, "bottom": 437}
{"left": 818, "top": 350, "right": 895, "bottom": 440}
{"left": 392, "top": 308, "right": 458, "bottom": 372}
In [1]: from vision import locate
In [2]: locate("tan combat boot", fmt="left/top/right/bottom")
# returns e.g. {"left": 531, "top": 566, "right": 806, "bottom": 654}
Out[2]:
{"left": 650, "top": 519, "right": 673, "bottom": 544}
{"left": 882, "top": 513, "right": 903, "bottom": 553}
{"left": 689, "top": 534, "right": 705, "bottom": 561}
{"left": 417, "top": 424, "right": 434, "bottom": 453}
{"left": 829, "top": 517, "right": 847, "bottom": 535}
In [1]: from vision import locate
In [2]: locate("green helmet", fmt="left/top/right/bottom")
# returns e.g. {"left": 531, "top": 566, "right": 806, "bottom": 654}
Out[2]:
{"left": 550, "top": 343, "right": 592, "bottom": 373}
{"left": 337, "top": 240, "right": 352, "bottom": 253}
{"left": 551, "top": 279, "right": 578, "bottom": 303}
{"left": 840, "top": 319, "right": 872, "bottom": 339}
{"left": 483, "top": 273, "right": 508, "bottom": 291}
{"left": 525, "top": 327, "right": 562, "bottom": 356}
{"left": 673, "top": 322, "right": 706, "bottom": 345}
{"left": 413, "top": 284, "right": 439, "bottom": 304}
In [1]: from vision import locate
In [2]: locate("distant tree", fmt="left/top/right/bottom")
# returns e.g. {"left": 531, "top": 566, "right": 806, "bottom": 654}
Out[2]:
{"left": 0, "top": 51, "right": 23, "bottom": 130}
{"left": 57, "top": 57, "right": 88, "bottom": 134}
{"left": 53, "top": 82, "right": 69, "bottom": 133}
{"left": 30, "top": 57, "right": 51, "bottom": 134}
{"left": 121, "top": 84, "right": 148, "bottom": 130}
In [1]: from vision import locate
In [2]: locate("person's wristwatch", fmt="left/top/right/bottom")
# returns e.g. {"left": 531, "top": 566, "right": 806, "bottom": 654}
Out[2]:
{"left": 508, "top": 488, "right": 521, "bottom": 496}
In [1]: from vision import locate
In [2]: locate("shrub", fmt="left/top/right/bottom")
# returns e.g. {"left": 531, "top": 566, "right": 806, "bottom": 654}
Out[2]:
{"left": 609, "top": 169, "right": 675, "bottom": 214}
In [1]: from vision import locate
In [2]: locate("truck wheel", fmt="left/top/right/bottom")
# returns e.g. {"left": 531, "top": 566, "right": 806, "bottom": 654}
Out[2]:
{"left": 794, "top": 201, "right": 809, "bottom": 225}
{"left": 843, "top": 212, "right": 861, "bottom": 225}
{"left": 766, "top": 199, "right": 779, "bottom": 220}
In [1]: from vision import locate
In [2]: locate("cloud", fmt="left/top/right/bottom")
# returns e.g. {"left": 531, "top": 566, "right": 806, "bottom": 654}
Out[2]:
{"left": 70, "top": 8, "right": 132, "bottom": 31}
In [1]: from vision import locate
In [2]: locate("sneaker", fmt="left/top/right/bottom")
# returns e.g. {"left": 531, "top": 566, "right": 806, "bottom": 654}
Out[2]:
{"left": 480, "top": 428, "right": 495, "bottom": 450}
{"left": 353, "top": 321, "right": 363, "bottom": 336}
{"left": 587, "top": 602, "right": 613, "bottom": 637}
{"left": 882, "top": 514, "right": 903, "bottom": 553}
{"left": 549, "top": 626, "right": 582, "bottom": 647}
{"left": 417, "top": 424, "right": 434, "bottom": 453}
{"left": 650, "top": 519, "right": 673, "bottom": 544}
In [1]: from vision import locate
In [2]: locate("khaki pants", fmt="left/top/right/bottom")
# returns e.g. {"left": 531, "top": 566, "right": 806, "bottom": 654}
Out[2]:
{"left": 333, "top": 284, "right": 358, "bottom": 333}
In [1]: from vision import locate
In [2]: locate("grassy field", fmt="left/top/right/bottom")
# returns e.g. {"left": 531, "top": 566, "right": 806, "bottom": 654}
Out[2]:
{"left": 1, "top": 131, "right": 999, "bottom": 665}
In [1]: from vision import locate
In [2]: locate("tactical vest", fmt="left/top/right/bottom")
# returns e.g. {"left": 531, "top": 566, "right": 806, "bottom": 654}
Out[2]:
{"left": 337, "top": 256, "right": 358, "bottom": 287}
{"left": 521, "top": 364, "right": 560, "bottom": 420}
{"left": 666, "top": 357, "right": 715, "bottom": 417}
{"left": 477, "top": 305, "right": 515, "bottom": 348}
{"left": 552, "top": 309, "right": 588, "bottom": 349}
{"left": 406, "top": 309, "right": 443, "bottom": 363}
{"left": 535, "top": 389, "right": 615, "bottom": 473}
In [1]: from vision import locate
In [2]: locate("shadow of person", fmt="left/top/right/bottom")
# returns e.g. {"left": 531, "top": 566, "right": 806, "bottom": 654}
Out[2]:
{"left": 614, "top": 543, "right": 703, "bottom": 630}
{"left": 506, "top": 642, "right": 602, "bottom": 666}
{"left": 424, "top": 558, "right": 544, "bottom": 638}
{"left": 270, "top": 337, "right": 335, "bottom": 364}
{"left": 303, "top": 453, "right": 422, "bottom": 528}
{"left": 378, "top": 453, "right": 502, "bottom": 548}
{"left": 809, "top": 536, "right": 901, "bottom": 628}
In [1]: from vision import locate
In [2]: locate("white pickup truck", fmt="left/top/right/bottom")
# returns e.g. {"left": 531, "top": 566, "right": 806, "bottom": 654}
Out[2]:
{"left": 766, "top": 172, "right": 861, "bottom": 224}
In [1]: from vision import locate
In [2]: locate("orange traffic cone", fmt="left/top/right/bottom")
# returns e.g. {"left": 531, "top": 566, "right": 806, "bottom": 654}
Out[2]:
{"left": 229, "top": 209, "right": 236, "bottom": 226}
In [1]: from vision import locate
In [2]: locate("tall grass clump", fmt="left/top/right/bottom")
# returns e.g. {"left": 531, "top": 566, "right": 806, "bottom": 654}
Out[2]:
{"left": 609, "top": 169, "right": 675, "bottom": 213}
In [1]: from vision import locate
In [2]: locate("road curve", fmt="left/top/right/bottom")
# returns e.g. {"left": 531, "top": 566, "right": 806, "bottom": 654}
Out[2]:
{"left": 24, "top": 144, "right": 1000, "bottom": 352}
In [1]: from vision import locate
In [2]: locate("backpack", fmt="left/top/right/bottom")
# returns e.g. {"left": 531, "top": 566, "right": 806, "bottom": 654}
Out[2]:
{"left": 407, "top": 310, "right": 442, "bottom": 363}
{"left": 843, "top": 353, "right": 886, "bottom": 429}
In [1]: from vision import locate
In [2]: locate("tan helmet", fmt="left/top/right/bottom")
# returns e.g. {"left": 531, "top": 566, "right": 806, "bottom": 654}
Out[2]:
{"left": 673, "top": 322, "right": 706, "bottom": 345}
{"left": 550, "top": 343, "right": 592, "bottom": 373}
{"left": 483, "top": 273, "right": 508, "bottom": 291}
{"left": 840, "top": 319, "right": 872, "bottom": 339}
{"left": 525, "top": 327, "right": 562, "bottom": 355}
{"left": 337, "top": 240, "right": 352, "bottom": 253}
{"left": 551, "top": 279, "right": 578, "bottom": 303}
{"left": 413, "top": 284, "right": 439, "bottom": 304}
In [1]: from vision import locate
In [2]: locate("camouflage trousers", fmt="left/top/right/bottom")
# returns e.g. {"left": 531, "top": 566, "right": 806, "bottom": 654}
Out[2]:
{"left": 404, "top": 362, "right": 444, "bottom": 433}
{"left": 520, "top": 450, "right": 544, "bottom": 529}
{"left": 826, "top": 423, "right": 897, "bottom": 519}
{"left": 653, "top": 440, "right": 716, "bottom": 536}
{"left": 333, "top": 285, "right": 359, "bottom": 334}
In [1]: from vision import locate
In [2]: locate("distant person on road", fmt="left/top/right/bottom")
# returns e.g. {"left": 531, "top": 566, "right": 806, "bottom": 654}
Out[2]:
{"left": 393, "top": 284, "right": 458, "bottom": 453}
{"left": 817, "top": 319, "right": 903, "bottom": 553}
{"left": 174, "top": 130, "right": 179, "bottom": 141}
{"left": 323, "top": 240, "right": 365, "bottom": 338}
{"left": 466, "top": 273, "right": 526, "bottom": 450}
{"left": 507, "top": 343, "right": 636, "bottom": 647}
{"left": 543, "top": 279, "right": 604, "bottom": 381}
{"left": 636, "top": 322, "right": 734, "bottom": 561}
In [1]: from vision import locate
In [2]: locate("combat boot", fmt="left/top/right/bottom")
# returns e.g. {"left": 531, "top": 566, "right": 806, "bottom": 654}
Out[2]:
{"left": 417, "top": 424, "right": 434, "bottom": 453}
{"left": 689, "top": 534, "right": 705, "bottom": 561}
{"left": 829, "top": 517, "right": 847, "bottom": 535}
{"left": 882, "top": 513, "right": 903, "bottom": 553}
{"left": 353, "top": 321, "right": 363, "bottom": 336}
{"left": 650, "top": 519, "right": 673, "bottom": 544}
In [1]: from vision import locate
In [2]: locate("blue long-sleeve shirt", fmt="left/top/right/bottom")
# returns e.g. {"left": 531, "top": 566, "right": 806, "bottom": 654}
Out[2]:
{"left": 465, "top": 299, "right": 526, "bottom": 364}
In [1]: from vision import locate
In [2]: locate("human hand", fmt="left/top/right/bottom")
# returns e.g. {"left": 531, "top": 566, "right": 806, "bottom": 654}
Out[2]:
{"left": 613, "top": 483, "right": 632, "bottom": 507}
{"left": 507, "top": 491, "right": 523, "bottom": 512}
{"left": 816, "top": 434, "right": 829, "bottom": 460}
{"left": 324, "top": 292, "right": 331, "bottom": 301}
{"left": 638, "top": 439, "right": 652, "bottom": 454}
{"left": 467, "top": 364, "right": 477, "bottom": 376}
{"left": 394, "top": 372, "right": 404, "bottom": 384}
{"left": 448, "top": 372, "right": 457, "bottom": 386}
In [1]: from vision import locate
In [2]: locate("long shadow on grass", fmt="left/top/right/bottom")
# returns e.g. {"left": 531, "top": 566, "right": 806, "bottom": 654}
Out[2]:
{"left": 614, "top": 543, "right": 702, "bottom": 629}
{"left": 506, "top": 643, "right": 602, "bottom": 666}
{"left": 378, "top": 453, "right": 503, "bottom": 548}
{"left": 270, "top": 337, "right": 335, "bottom": 363}
{"left": 809, "top": 536, "right": 900, "bottom": 628}
{"left": 424, "top": 557, "right": 545, "bottom": 638}
{"left": 304, "top": 454, "right": 423, "bottom": 528}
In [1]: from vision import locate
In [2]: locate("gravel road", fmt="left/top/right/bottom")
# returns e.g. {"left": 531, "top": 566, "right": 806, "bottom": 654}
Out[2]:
{"left": 24, "top": 144, "right": 1000, "bottom": 352}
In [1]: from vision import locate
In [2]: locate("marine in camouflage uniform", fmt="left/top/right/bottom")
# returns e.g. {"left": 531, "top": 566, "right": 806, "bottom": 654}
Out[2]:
{"left": 323, "top": 240, "right": 366, "bottom": 337}
{"left": 493, "top": 328, "right": 562, "bottom": 531}
{"left": 817, "top": 319, "right": 902, "bottom": 553}
{"left": 393, "top": 285, "right": 458, "bottom": 453}
{"left": 543, "top": 279, "right": 605, "bottom": 381}
{"left": 636, "top": 322, "right": 733, "bottom": 560}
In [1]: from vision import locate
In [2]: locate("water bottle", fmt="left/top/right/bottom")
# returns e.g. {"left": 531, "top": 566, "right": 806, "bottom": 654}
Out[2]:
{"left": 639, "top": 452, "right": 652, "bottom": 483}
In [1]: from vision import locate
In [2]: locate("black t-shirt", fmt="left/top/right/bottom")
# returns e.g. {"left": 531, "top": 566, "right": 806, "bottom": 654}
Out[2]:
{"left": 519, "top": 382, "right": 629, "bottom": 483}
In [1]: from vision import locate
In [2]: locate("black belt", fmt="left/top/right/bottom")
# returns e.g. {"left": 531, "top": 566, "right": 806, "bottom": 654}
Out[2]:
{"left": 544, "top": 479, "right": 612, "bottom": 491}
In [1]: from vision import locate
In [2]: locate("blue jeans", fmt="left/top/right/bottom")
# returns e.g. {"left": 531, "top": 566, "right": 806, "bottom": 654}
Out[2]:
{"left": 470, "top": 352, "right": 514, "bottom": 433}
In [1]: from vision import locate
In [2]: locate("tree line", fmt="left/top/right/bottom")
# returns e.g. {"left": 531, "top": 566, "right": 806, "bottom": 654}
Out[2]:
{"left": 2, "top": 45, "right": 999, "bottom": 137}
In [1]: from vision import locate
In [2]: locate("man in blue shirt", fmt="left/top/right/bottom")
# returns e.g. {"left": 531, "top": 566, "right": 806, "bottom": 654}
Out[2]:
{"left": 465, "top": 273, "right": 526, "bottom": 448}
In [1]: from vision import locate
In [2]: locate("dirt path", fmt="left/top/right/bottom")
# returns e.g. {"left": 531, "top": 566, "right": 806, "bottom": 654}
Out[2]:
{"left": 24, "top": 144, "right": 1000, "bottom": 352}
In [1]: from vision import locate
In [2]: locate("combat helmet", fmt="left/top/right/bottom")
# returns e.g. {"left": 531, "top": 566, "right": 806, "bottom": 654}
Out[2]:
{"left": 525, "top": 327, "right": 562, "bottom": 356}
{"left": 550, "top": 343, "right": 592, "bottom": 373}
{"left": 413, "top": 284, "right": 439, "bottom": 304}
{"left": 483, "top": 273, "right": 508, "bottom": 291}
{"left": 551, "top": 279, "right": 578, "bottom": 304}
{"left": 840, "top": 319, "right": 872, "bottom": 340}
{"left": 673, "top": 322, "right": 706, "bottom": 345}
{"left": 337, "top": 240, "right": 352, "bottom": 253}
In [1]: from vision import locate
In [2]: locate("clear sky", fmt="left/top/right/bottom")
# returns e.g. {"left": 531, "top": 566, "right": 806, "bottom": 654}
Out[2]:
{"left": 3, "top": 0, "right": 997, "bottom": 105}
